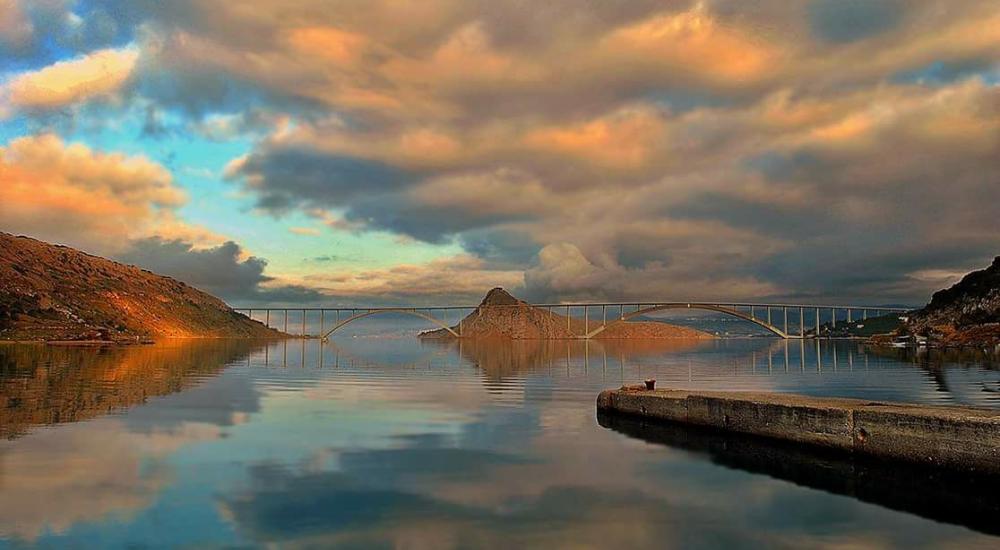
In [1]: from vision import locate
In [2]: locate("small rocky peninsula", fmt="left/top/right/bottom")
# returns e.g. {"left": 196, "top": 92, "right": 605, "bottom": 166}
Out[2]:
{"left": 419, "top": 288, "right": 713, "bottom": 340}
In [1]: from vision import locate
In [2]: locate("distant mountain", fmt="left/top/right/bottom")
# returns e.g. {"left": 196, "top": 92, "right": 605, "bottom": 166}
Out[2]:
{"left": 908, "top": 257, "right": 1000, "bottom": 346}
{"left": 0, "top": 233, "right": 281, "bottom": 342}
{"left": 419, "top": 288, "right": 712, "bottom": 340}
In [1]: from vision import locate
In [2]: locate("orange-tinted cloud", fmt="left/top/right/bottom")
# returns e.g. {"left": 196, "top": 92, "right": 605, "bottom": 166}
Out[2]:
{"left": 0, "top": 133, "right": 184, "bottom": 253}
{"left": 523, "top": 106, "right": 668, "bottom": 171}
{"left": 2, "top": 47, "right": 139, "bottom": 115}
{"left": 600, "top": 6, "right": 784, "bottom": 86}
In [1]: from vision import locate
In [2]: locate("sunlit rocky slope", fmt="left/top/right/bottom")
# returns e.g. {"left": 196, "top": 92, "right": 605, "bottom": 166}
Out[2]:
{"left": 907, "top": 256, "right": 1000, "bottom": 346}
{"left": 0, "top": 233, "right": 280, "bottom": 342}
{"left": 419, "top": 288, "right": 712, "bottom": 339}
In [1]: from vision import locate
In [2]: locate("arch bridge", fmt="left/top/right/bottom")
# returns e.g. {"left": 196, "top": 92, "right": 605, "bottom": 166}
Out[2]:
{"left": 232, "top": 302, "right": 910, "bottom": 341}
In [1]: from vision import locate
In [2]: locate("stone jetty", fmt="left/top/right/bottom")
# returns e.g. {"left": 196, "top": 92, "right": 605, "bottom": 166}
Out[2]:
{"left": 597, "top": 386, "right": 1000, "bottom": 473}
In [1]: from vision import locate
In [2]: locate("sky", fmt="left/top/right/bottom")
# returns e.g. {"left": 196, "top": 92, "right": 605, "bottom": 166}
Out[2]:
{"left": 1, "top": 0, "right": 998, "bottom": 307}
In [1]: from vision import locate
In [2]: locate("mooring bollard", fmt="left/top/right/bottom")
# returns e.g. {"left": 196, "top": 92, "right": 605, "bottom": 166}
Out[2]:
{"left": 644, "top": 379, "right": 656, "bottom": 390}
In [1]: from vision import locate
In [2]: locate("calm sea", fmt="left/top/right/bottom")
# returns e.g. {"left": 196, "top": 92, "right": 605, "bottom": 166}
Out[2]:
{"left": 2, "top": 319, "right": 999, "bottom": 548}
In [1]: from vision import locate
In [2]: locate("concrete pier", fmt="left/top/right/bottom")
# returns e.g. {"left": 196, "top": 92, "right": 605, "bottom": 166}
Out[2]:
{"left": 597, "top": 387, "right": 1000, "bottom": 474}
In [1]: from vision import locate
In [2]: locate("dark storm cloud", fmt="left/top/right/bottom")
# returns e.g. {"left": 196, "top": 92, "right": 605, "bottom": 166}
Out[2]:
{"left": 344, "top": 192, "right": 535, "bottom": 245}
{"left": 808, "top": 0, "right": 902, "bottom": 43}
{"left": 458, "top": 227, "right": 541, "bottom": 268}
{"left": 117, "top": 237, "right": 323, "bottom": 305}
{"left": 230, "top": 147, "right": 411, "bottom": 214}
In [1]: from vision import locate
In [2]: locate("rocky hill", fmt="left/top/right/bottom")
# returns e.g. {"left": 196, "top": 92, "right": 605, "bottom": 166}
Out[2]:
{"left": 419, "top": 288, "right": 713, "bottom": 340}
{"left": 0, "top": 233, "right": 281, "bottom": 342}
{"left": 907, "top": 256, "right": 1000, "bottom": 346}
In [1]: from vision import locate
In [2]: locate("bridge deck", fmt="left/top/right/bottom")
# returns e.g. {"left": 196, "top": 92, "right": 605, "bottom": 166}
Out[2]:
{"left": 231, "top": 301, "right": 911, "bottom": 340}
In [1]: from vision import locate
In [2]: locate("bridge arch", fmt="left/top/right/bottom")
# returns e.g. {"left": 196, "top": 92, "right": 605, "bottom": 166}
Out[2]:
{"left": 584, "top": 303, "right": 793, "bottom": 339}
{"left": 321, "top": 308, "right": 460, "bottom": 340}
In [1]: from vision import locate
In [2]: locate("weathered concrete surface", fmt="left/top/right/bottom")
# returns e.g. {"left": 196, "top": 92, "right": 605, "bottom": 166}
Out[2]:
{"left": 597, "top": 387, "right": 1000, "bottom": 473}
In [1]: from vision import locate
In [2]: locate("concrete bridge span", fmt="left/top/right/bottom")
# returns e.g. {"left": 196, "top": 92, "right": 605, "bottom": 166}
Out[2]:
{"left": 233, "top": 301, "right": 909, "bottom": 340}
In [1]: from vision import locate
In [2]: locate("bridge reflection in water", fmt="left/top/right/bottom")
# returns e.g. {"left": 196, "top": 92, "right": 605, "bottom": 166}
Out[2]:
{"left": 250, "top": 338, "right": 885, "bottom": 386}
{"left": 233, "top": 302, "right": 909, "bottom": 340}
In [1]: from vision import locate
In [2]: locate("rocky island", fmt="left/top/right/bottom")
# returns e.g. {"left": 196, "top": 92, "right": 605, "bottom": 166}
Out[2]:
{"left": 419, "top": 288, "right": 713, "bottom": 340}
{"left": 0, "top": 233, "right": 280, "bottom": 343}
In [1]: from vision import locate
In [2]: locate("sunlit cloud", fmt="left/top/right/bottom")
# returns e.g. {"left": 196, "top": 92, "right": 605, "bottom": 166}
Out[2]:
{"left": 0, "top": 0, "right": 998, "bottom": 304}
{"left": 1, "top": 47, "right": 139, "bottom": 116}
{"left": 0, "top": 133, "right": 183, "bottom": 253}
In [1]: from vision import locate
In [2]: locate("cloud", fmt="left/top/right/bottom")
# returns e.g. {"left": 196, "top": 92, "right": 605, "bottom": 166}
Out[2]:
{"left": 0, "top": 0, "right": 33, "bottom": 53}
{"left": 2, "top": 47, "right": 139, "bottom": 116}
{"left": 0, "top": 134, "right": 328, "bottom": 306}
{"left": 807, "top": 0, "right": 902, "bottom": 43}
{"left": 301, "top": 254, "right": 524, "bottom": 305}
{"left": 116, "top": 238, "right": 324, "bottom": 305}
{"left": 4, "top": 1, "right": 1000, "bottom": 304}
{"left": 0, "top": 133, "right": 185, "bottom": 253}
{"left": 225, "top": 145, "right": 411, "bottom": 214}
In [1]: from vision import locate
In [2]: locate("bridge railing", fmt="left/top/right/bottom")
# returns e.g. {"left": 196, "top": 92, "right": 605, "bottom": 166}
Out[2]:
{"left": 231, "top": 302, "right": 911, "bottom": 340}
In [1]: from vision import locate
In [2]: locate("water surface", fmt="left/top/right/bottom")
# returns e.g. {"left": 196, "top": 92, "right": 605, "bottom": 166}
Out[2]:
{"left": 1, "top": 332, "right": 999, "bottom": 548}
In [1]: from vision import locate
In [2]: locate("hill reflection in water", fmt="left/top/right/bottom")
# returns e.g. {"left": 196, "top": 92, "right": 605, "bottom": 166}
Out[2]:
{"left": 0, "top": 339, "right": 265, "bottom": 439}
{"left": 422, "top": 338, "right": 712, "bottom": 379}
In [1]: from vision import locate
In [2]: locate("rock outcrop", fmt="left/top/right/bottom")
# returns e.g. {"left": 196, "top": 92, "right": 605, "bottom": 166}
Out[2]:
{"left": 0, "top": 233, "right": 281, "bottom": 342}
{"left": 419, "top": 288, "right": 713, "bottom": 340}
{"left": 907, "top": 256, "right": 1000, "bottom": 346}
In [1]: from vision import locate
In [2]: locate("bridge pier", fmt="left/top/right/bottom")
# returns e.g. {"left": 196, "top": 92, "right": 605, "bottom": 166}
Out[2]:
{"left": 235, "top": 303, "right": 906, "bottom": 341}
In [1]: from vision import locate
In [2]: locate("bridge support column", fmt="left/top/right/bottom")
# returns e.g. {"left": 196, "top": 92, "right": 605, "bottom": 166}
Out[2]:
{"left": 831, "top": 308, "right": 836, "bottom": 330}
{"left": 847, "top": 309, "right": 852, "bottom": 323}
{"left": 320, "top": 310, "right": 324, "bottom": 336}
{"left": 584, "top": 306, "right": 589, "bottom": 337}
{"left": 566, "top": 306, "right": 571, "bottom": 335}
{"left": 284, "top": 310, "right": 288, "bottom": 333}
{"left": 815, "top": 308, "right": 821, "bottom": 337}
{"left": 266, "top": 310, "right": 270, "bottom": 327}
{"left": 767, "top": 307, "right": 772, "bottom": 326}
{"left": 302, "top": 310, "right": 306, "bottom": 336}
{"left": 800, "top": 308, "right": 805, "bottom": 338}
{"left": 783, "top": 307, "right": 788, "bottom": 335}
